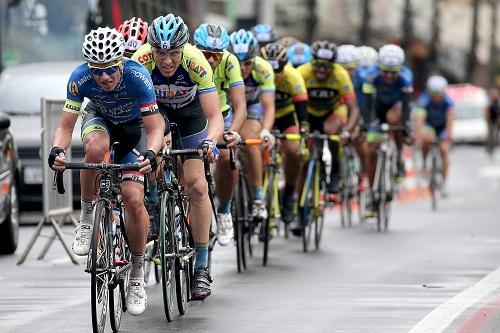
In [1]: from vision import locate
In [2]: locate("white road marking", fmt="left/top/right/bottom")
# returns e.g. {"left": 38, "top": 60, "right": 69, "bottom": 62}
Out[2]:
{"left": 409, "top": 266, "right": 500, "bottom": 333}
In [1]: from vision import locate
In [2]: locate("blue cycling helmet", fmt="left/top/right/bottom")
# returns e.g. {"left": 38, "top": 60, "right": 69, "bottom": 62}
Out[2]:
{"left": 287, "top": 42, "right": 313, "bottom": 67}
{"left": 148, "top": 14, "right": 189, "bottom": 50}
{"left": 228, "top": 29, "right": 259, "bottom": 61}
{"left": 194, "top": 23, "right": 229, "bottom": 52}
{"left": 251, "top": 24, "right": 277, "bottom": 45}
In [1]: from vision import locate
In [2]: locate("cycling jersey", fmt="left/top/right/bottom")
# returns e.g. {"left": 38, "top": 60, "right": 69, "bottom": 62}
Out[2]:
{"left": 213, "top": 50, "right": 244, "bottom": 113}
{"left": 362, "top": 64, "right": 413, "bottom": 108}
{"left": 63, "top": 58, "right": 158, "bottom": 124}
{"left": 132, "top": 43, "right": 217, "bottom": 110}
{"left": 297, "top": 62, "right": 355, "bottom": 117}
{"left": 275, "top": 64, "right": 308, "bottom": 118}
{"left": 416, "top": 92, "right": 454, "bottom": 128}
{"left": 244, "top": 56, "right": 275, "bottom": 106}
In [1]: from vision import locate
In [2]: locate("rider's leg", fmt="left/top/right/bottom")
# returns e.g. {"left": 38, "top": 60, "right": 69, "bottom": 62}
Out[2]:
{"left": 214, "top": 148, "right": 237, "bottom": 245}
{"left": 324, "top": 108, "right": 346, "bottom": 194}
{"left": 386, "top": 103, "right": 405, "bottom": 177}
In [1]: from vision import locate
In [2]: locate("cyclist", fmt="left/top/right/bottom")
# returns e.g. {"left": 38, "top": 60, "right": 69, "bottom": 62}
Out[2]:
{"left": 261, "top": 42, "right": 308, "bottom": 224}
{"left": 48, "top": 27, "right": 165, "bottom": 315}
{"left": 357, "top": 45, "right": 379, "bottom": 69}
{"left": 485, "top": 87, "right": 500, "bottom": 152}
{"left": 132, "top": 14, "right": 224, "bottom": 300}
{"left": 118, "top": 17, "right": 148, "bottom": 58}
{"left": 336, "top": 44, "right": 370, "bottom": 192}
{"left": 297, "top": 40, "right": 360, "bottom": 198}
{"left": 252, "top": 23, "right": 277, "bottom": 47}
{"left": 193, "top": 23, "right": 247, "bottom": 246}
{"left": 362, "top": 44, "right": 414, "bottom": 196}
{"left": 228, "top": 29, "right": 276, "bottom": 222}
{"left": 287, "top": 42, "right": 313, "bottom": 68}
{"left": 415, "top": 75, "right": 453, "bottom": 195}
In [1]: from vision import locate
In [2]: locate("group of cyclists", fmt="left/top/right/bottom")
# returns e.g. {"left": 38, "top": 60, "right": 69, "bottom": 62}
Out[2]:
{"left": 47, "top": 12, "right": 455, "bottom": 318}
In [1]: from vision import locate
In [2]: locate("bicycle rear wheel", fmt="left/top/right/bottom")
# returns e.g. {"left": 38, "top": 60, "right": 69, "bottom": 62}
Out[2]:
{"left": 109, "top": 212, "right": 130, "bottom": 333}
{"left": 301, "top": 160, "right": 315, "bottom": 252}
{"left": 314, "top": 163, "right": 327, "bottom": 250}
{"left": 430, "top": 152, "right": 439, "bottom": 211}
{"left": 374, "top": 156, "right": 386, "bottom": 232}
{"left": 232, "top": 176, "right": 247, "bottom": 273}
{"left": 90, "top": 201, "right": 110, "bottom": 333}
{"left": 159, "top": 192, "right": 176, "bottom": 322}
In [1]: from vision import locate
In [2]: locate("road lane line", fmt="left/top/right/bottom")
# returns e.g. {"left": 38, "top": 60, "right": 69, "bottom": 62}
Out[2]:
{"left": 409, "top": 266, "right": 500, "bottom": 333}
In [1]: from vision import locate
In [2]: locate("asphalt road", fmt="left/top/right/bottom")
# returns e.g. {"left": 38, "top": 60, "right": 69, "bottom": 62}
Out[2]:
{"left": 2, "top": 146, "right": 500, "bottom": 333}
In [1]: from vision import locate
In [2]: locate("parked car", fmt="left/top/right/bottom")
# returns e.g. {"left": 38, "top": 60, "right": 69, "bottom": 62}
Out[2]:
{"left": 0, "top": 61, "right": 84, "bottom": 210}
{"left": 0, "top": 114, "right": 21, "bottom": 254}
{"left": 445, "top": 84, "right": 488, "bottom": 144}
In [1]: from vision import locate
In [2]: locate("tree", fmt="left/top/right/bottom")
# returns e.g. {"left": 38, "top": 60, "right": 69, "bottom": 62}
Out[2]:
{"left": 489, "top": 0, "right": 498, "bottom": 86}
{"left": 401, "top": 0, "right": 414, "bottom": 51}
{"left": 428, "top": 0, "right": 441, "bottom": 74}
{"left": 466, "top": 0, "right": 480, "bottom": 82}
{"left": 359, "top": 0, "right": 371, "bottom": 45}
{"left": 305, "top": 0, "right": 317, "bottom": 43}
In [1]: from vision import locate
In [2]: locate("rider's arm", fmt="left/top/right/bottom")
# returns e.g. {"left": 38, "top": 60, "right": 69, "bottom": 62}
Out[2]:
{"left": 228, "top": 84, "right": 247, "bottom": 132}
{"left": 344, "top": 98, "right": 360, "bottom": 133}
{"left": 445, "top": 107, "right": 454, "bottom": 140}
{"left": 52, "top": 111, "right": 78, "bottom": 150}
{"left": 261, "top": 92, "right": 276, "bottom": 131}
{"left": 200, "top": 91, "right": 224, "bottom": 143}
{"left": 401, "top": 91, "right": 412, "bottom": 130}
{"left": 142, "top": 113, "right": 165, "bottom": 154}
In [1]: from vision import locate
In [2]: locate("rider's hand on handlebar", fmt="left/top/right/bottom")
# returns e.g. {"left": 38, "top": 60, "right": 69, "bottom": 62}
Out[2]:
{"left": 259, "top": 129, "right": 275, "bottom": 151}
{"left": 340, "top": 130, "right": 351, "bottom": 144}
{"left": 48, "top": 146, "right": 67, "bottom": 171}
{"left": 199, "top": 139, "right": 220, "bottom": 163}
{"left": 138, "top": 150, "right": 157, "bottom": 174}
{"left": 223, "top": 131, "right": 241, "bottom": 148}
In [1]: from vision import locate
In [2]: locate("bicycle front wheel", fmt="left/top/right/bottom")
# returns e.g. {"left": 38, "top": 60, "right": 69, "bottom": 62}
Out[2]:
{"left": 301, "top": 159, "right": 315, "bottom": 252}
{"left": 90, "top": 201, "right": 110, "bottom": 333}
{"left": 314, "top": 162, "right": 327, "bottom": 250}
{"left": 159, "top": 192, "right": 176, "bottom": 322}
{"left": 175, "top": 198, "right": 193, "bottom": 315}
{"left": 262, "top": 168, "right": 275, "bottom": 266}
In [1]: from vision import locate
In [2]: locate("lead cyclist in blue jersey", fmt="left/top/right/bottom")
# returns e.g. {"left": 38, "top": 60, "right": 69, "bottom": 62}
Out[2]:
{"left": 362, "top": 44, "right": 414, "bottom": 193}
{"left": 48, "top": 27, "right": 165, "bottom": 315}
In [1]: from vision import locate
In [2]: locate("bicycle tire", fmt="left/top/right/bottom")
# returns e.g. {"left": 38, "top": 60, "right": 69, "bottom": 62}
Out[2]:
{"left": 175, "top": 199, "right": 193, "bottom": 315}
{"left": 314, "top": 162, "right": 327, "bottom": 249}
{"left": 109, "top": 208, "right": 130, "bottom": 333}
{"left": 159, "top": 192, "right": 176, "bottom": 322}
{"left": 301, "top": 159, "right": 315, "bottom": 252}
{"left": 430, "top": 152, "right": 438, "bottom": 211}
{"left": 90, "top": 200, "right": 109, "bottom": 333}
{"left": 262, "top": 167, "right": 275, "bottom": 266}
{"left": 232, "top": 177, "right": 247, "bottom": 273}
{"left": 375, "top": 155, "right": 386, "bottom": 232}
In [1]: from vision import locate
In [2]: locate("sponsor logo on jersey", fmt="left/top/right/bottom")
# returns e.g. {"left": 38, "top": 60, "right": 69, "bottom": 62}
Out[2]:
{"left": 131, "top": 70, "right": 153, "bottom": 90}
{"left": 294, "top": 84, "right": 303, "bottom": 93}
{"left": 70, "top": 82, "right": 79, "bottom": 96}
{"left": 137, "top": 52, "right": 154, "bottom": 64}
{"left": 77, "top": 74, "right": 92, "bottom": 86}
{"left": 308, "top": 88, "right": 337, "bottom": 99}
{"left": 64, "top": 102, "right": 80, "bottom": 112}
{"left": 186, "top": 59, "right": 207, "bottom": 78}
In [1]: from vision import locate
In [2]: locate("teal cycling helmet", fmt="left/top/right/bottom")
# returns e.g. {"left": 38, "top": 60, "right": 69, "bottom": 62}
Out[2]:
{"left": 194, "top": 23, "right": 229, "bottom": 52}
{"left": 251, "top": 24, "right": 277, "bottom": 45}
{"left": 287, "top": 42, "right": 313, "bottom": 67}
{"left": 228, "top": 29, "right": 258, "bottom": 61}
{"left": 148, "top": 14, "right": 189, "bottom": 50}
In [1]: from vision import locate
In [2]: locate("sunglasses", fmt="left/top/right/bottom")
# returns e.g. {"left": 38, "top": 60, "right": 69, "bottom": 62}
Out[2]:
{"left": 381, "top": 70, "right": 399, "bottom": 75}
{"left": 379, "top": 64, "right": 401, "bottom": 73}
{"left": 88, "top": 60, "right": 122, "bottom": 76}
{"left": 201, "top": 50, "right": 224, "bottom": 61}
{"left": 153, "top": 47, "right": 183, "bottom": 59}
{"left": 312, "top": 60, "right": 333, "bottom": 70}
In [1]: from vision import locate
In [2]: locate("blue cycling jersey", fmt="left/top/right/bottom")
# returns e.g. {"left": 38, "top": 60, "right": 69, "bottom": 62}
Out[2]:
{"left": 363, "top": 64, "right": 414, "bottom": 106}
{"left": 416, "top": 92, "right": 454, "bottom": 128}
{"left": 64, "top": 58, "right": 158, "bottom": 124}
{"left": 353, "top": 66, "right": 371, "bottom": 110}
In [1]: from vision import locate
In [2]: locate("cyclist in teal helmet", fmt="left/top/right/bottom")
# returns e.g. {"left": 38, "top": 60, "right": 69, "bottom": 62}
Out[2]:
{"left": 133, "top": 14, "right": 224, "bottom": 301}
{"left": 229, "top": 29, "right": 276, "bottom": 223}
{"left": 194, "top": 23, "right": 247, "bottom": 247}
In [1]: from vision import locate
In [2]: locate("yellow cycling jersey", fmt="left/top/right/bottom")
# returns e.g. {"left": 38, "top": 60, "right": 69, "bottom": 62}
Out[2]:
{"left": 244, "top": 56, "right": 275, "bottom": 105}
{"left": 132, "top": 43, "right": 216, "bottom": 110}
{"left": 297, "top": 62, "right": 355, "bottom": 117}
{"left": 275, "top": 64, "right": 308, "bottom": 118}
{"left": 212, "top": 51, "right": 244, "bottom": 113}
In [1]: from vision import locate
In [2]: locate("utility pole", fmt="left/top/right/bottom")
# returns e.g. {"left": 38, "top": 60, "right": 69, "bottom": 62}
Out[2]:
{"left": 401, "top": 0, "right": 413, "bottom": 50}
{"left": 489, "top": 0, "right": 498, "bottom": 87}
{"left": 466, "top": 0, "right": 480, "bottom": 82}
{"left": 359, "top": 0, "right": 371, "bottom": 45}
{"left": 305, "top": 0, "right": 317, "bottom": 43}
{"left": 428, "top": 0, "right": 441, "bottom": 74}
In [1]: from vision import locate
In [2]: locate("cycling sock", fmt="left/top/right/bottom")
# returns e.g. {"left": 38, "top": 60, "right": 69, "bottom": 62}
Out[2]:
{"left": 194, "top": 243, "right": 209, "bottom": 269}
{"left": 130, "top": 252, "right": 145, "bottom": 279}
{"left": 80, "top": 199, "right": 93, "bottom": 223}
{"left": 217, "top": 200, "right": 231, "bottom": 214}
{"left": 252, "top": 186, "right": 264, "bottom": 201}
{"left": 145, "top": 179, "right": 158, "bottom": 205}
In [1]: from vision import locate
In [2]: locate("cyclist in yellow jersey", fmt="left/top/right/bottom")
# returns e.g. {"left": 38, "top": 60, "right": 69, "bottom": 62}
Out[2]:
{"left": 194, "top": 23, "right": 247, "bottom": 246}
{"left": 298, "top": 40, "right": 360, "bottom": 197}
{"left": 133, "top": 14, "right": 223, "bottom": 300}
{"left": 229, "top": 29, "right": 276, "bottom": 221}
{"left": 261, "top": 42, "right": 309, "bottom": 224}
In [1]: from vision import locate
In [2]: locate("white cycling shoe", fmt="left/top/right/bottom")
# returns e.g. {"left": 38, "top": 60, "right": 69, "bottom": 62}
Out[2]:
{"left": 216, "top": 212, "right": 234, "bottom": 246}
{"left": 72, "top": 222, "right": 93, "bottom": 256}
{"left": 252, "top": 200, "right": 268, "bottom": 221}
{"left": 127, "top": 277, "right": 148, "bottom": 315}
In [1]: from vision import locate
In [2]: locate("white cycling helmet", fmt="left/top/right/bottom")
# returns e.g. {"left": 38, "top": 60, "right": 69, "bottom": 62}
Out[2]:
{"left": 336, "top": 44, "right": 359, "bottom": 68}
{"left": 82, "top": 27, "right": 125, "bottom": 64}
{"left": 426, "top": 75, "right": 448, "bottom": 95}
{"left": 357, "top": 45, "right": 378, "bottom": 67}
{"left": 378, "top": 44, "right": 405, "bottom": 69}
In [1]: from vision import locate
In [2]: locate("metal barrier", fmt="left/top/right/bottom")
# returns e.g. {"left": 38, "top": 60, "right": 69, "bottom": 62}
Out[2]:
{"left": 17, "top": 98, "right": 79, "bottom": 265}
